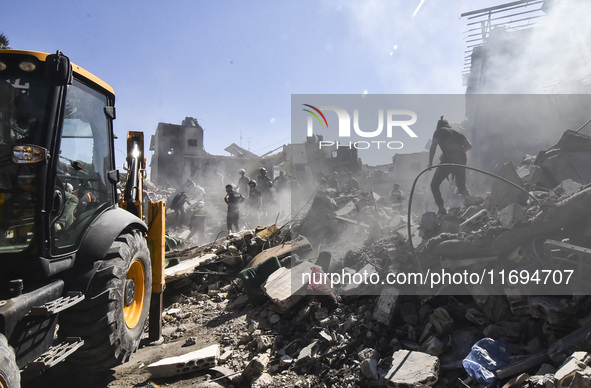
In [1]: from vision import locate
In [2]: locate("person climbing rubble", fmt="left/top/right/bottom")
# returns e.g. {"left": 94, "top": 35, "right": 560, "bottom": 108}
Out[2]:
{"left": 168, "top": 190, "right": 190, "bottom": 226}
{"left": 428, "top": 116, "right": 473, "bottom": 215}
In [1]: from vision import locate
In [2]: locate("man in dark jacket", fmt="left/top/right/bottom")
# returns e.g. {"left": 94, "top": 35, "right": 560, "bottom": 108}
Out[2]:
{"left": 428, "top": 116, "right": 473, "bottom": 215}
{"left": 224, "top": 184, "right": 245, "bottom": 233}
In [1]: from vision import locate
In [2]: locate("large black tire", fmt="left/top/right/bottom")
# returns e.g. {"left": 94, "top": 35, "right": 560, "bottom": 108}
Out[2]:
{"left": 0, "top": 334, "right": 20, "bottom": 388}
{"left": 59, "top": 230, "right": 152, "bottom": 370}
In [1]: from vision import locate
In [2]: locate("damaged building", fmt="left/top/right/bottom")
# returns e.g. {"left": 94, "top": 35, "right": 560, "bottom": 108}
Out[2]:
{"left": 150, "top": 118, "right": 361, "bottom": 194}
{"left": 461, "top": 0, "right": 591, "bottom": 172}
{"left": 149, "top": 116, "right": 280, "bottom": 193}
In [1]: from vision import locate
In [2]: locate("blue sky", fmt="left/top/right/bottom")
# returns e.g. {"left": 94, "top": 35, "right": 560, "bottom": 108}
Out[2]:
{"left": 2, "top": 0, "right": 502, "bottom": 169}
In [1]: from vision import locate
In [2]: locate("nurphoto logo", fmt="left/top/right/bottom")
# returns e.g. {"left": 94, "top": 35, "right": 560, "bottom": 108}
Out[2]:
{"left": 302, "top": 104, "right": 418, "bottom": 150}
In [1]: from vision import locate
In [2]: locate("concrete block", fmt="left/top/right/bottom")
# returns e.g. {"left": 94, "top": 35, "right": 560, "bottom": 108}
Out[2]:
{"left": 296, "top": 340, "right": 318, "bottom": 364}
{"left": 242, "top": 353, "right": 270, "bottom": 381}
{"left": 555, "top": 179, "right": 583, "bottom": 198}
{"left": 555, "top": 352, "right": 591, "bottom": 386}
{"left": 360, "top": 358, "right": 379, "bottom": 380}
{"left": 460, "top": 209, "right": 489, "bottom": 230}
{"left": 568, "top": 371, "right": 591, "bottom": 388}
{"left": 148, "top": 344, "right": 219, "bottom": 378}
{"left": 429, "top": 307, "right": 453, "bottom": 335}
{"left": 385, "top": 350, "right": 439, "bottom": 387}
{"left": 499, "top": 203, "right": 525, "bottom": 229}
{"left": 261, "top": 261, "right": 315, "bottom": 312}
{"left": 372, "top": 287, "right": 399, "bottom": 325}
{"left": 419, "top": 335, "right": 443, "bottom": 356}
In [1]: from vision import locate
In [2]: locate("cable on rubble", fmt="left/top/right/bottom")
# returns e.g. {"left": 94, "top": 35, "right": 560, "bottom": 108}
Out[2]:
{"left": 406, "top": 163, "right": 541, "bottom": 274}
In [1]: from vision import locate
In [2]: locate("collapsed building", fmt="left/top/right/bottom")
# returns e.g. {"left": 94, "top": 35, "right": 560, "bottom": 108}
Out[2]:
{"left": 149, "top": 116, "right": 276, "bottom": 194}
{"left": 461, "top": 0, "right": 591, "bottom": 173}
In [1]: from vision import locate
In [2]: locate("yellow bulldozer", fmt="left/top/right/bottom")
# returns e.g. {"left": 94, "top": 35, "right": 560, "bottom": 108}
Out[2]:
{"left": 0, "top": 50, "right": 166, "bottom": 387}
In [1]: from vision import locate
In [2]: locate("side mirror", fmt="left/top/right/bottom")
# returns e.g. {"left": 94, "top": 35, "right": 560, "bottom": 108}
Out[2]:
{"left": 44, "top": 51, "right": 72, "bottom": 86}
{"left": 108, "top": 170, "right": 120, "bottom": 185}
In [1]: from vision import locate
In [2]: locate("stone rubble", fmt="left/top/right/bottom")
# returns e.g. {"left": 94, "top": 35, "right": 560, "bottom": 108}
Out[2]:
{"left": 139, "top": 131, "right": 591, "bottom": 387}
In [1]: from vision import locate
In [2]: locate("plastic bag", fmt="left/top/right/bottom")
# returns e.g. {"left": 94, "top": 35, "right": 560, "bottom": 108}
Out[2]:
{"left": 462, "top": 338, "right": 511, "bottom": 385}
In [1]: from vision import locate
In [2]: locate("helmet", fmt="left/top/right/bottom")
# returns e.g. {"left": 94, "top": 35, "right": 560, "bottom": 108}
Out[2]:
{"left": 197, "top": 200, "right": 205, "bottom": 208}
{"left": 239, "top": 169, "right": 246, "bottom": 174}
{"left": 259, "top": 167, "right": 267, "bottom": 174}
{"left": 249, "top": 180, "right": 257, "bottom": 187}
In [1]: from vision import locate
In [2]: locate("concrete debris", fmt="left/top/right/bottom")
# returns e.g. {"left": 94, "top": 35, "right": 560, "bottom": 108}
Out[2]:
{"left": 384, "top": 349, "right": 439, "bottom": 387}
{"left": 242, "top": 353, "right": 270, "bottom": 381}
{"left": 135, "top": 130, "right": 591, "bottom": 387}
{"left": 147, "top": 344, "right": 219, "bottom": 378}
{"left": 261, "top": 261, "right": 315, "bottom": 312}
{"left": 372, "top": 286, "right": 400, "bottom": 326}
{"left": 499, "top": 203, "right": 525, "bottom": 229}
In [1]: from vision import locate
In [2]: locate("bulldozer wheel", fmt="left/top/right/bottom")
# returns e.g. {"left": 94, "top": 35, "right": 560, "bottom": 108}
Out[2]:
{"left": 0, "top": 334, "right": 20, "bottom": 388}
{"left": 59, "top": 230, "right": 152, "bottom": 370}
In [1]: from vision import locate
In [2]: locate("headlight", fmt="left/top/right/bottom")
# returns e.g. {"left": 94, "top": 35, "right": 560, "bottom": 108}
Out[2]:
{"left": 19, "top": 61, "right": 37, "bottom": 72}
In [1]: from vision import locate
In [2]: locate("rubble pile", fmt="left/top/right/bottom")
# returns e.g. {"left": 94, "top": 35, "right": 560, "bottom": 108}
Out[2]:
{"left": 136, "top": 130, "right": 591, "bottom": 387}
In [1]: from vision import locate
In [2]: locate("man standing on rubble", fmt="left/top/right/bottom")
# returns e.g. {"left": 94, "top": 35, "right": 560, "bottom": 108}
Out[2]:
{"left": 246, "top": 180, "right": 262, "bottom": 227}
{"left": 224, "top": 184, "right": 245, "bottom": 234}
{"left": 237, "top": 169, "right": 250, "bottom": 195}
{"left": 428, "top": 116, "right": 473, "bottom": 215}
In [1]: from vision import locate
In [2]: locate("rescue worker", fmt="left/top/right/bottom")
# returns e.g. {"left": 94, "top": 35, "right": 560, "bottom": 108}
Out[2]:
{"left": 428, "top": 116, "right": 473, "bottom": 215}
{"left": 246, "top": 179, "right": 262, "bottom": 227}
{"left": 257, "top": 167, "right": 276, "bottom": 221}
{"left": 327, "top": 171, "right": 340, "bottom": 191}
{"left": 273, "top": 171, "right": 287, "bottom": 192}
{"left": 224, "top": 184, "right": 245, "bottom": 233}
{"left": 345, "top": 172, "right": 359, "bottom": 191}
{"left": 187, "top": 200, "right": 207, "bottom": 243}
{"left": 237, "top": 168, "right": 250, "bottom": 195}
{"left": 389, "top": 183, "right": 405, "bottom": 211}
{"left": 169, "top": 191, "right": 190, "bottom": 226}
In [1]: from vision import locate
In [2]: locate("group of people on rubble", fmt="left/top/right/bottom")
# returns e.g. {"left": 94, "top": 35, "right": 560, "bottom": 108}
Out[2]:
{"left": 225, "top": 167, "right": 291, "bottom": 234}
{"left": 166, "top": 116, "right": 476, "bottom": 243}
{"left": 166, "top": 167, "right": 297, "bottom": 242}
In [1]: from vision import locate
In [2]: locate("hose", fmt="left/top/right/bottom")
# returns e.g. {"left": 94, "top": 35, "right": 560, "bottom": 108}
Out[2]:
{"left": 406, "top": 163, "right": 541, "bottom": 273}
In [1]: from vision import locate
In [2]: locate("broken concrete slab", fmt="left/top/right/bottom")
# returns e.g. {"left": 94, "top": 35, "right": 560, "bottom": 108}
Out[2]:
{"left": 242, "top": 353, "right": 270, "bottom": 382}
{"left": 554, "top": 179, "right": 583, "bottom": 198}
{"left": 419, "top": 336, "right": 443, "bottom": 356}
{"left": 261, "top": 261, "right": 315, "bottom": 312}
{"left": 460, "top": 209, "right": 489, "bottom": 231}
{"left": 360, "top": 358, "right": 379, "bottom": 380}
{"left": 554, "top": 351, "right": 591, "bottom": 386}
{"left": 372, "top": 287, "right": 399, "bottom": 326}
{"left": 384, "top": 350, "right": 439, "bottom": 387}
{"left": 499, "top": 203, "right": 525, "bottom": 229}
{"left": 147, "top": 344, "right": 219, "bottom": 378}
{"left": 164, "top": 253, "right": 218, "bottom": 282}
{"left": 296, "top": 340, "right": 318, "bottom": 365}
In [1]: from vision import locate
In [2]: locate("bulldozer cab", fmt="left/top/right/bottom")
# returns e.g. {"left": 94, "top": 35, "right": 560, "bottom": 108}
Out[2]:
{"left": 0, "top": 50, "right": 118, "bottom": 278}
